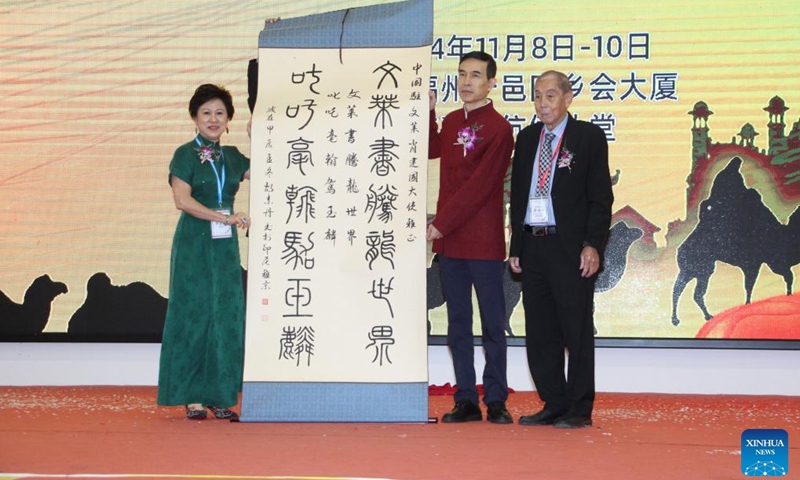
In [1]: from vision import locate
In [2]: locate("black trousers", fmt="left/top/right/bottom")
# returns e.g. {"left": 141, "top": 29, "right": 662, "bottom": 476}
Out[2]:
{"left": 520, "top": 233, "right": 596, "bottom": 416}
{"left": 439, "top": 255, "right": 509, "bottom": 406}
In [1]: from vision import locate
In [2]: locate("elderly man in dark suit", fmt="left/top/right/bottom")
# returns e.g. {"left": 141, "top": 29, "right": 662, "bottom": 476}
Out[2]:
{"left": 509, "top": 70, "right": 613, "bottom": 429}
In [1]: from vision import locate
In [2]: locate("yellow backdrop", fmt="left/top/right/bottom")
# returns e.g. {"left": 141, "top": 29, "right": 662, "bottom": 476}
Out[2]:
{"left": 1, "top": 0, "right": 798, "bottom": 341}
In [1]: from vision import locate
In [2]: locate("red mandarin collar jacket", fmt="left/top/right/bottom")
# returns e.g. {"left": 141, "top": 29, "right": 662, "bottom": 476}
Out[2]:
{"left": 428, "top": 101, "right": 514, "bottom": 260}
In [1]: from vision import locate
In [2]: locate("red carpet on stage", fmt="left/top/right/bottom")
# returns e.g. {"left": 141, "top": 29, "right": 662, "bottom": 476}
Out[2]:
{"left": 0, "top": 386, "right": 798, "bottom": 479}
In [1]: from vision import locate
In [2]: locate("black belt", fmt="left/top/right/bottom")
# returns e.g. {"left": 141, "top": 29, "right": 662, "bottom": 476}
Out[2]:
{"left": 523, "top": 225, "right": 557, "bottom": 236}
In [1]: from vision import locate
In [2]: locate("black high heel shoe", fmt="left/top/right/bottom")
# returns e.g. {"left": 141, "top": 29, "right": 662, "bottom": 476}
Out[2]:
{"left": 207, "top": 406, "right": 239, "bottom": 421}
{"left": 185, "top": 406, "right": 207, "bottom": 420}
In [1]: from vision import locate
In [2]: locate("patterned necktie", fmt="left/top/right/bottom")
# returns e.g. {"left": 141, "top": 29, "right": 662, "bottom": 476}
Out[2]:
{"left": 535, "top": 132, "right": 556, "bottom": 196}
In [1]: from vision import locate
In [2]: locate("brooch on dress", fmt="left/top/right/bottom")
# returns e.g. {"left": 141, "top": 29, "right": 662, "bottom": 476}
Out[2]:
{"left": 196, "top": 145, "right": 219, "bottom": 164}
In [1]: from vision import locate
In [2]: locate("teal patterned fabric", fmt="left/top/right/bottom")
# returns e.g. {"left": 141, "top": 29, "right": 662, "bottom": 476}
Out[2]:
{"left": 157, "top": 136, "right": 250, "bottom": 408}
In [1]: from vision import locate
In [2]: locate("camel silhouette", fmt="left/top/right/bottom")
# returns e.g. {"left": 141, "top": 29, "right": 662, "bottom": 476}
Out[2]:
{"left": 588, "top": 221, "right": 643, "bottom": 335}
{"left": 596, "top": 221, "right": 643, "bottom": 293}
{"left": 68, "top": 272, "right": 167, "bottom": 337}
{"left": 671, "top": 157, "right": 800, "bottom": 326}
{"left": 0, "top": 274, "right": 68, "bottom": 335}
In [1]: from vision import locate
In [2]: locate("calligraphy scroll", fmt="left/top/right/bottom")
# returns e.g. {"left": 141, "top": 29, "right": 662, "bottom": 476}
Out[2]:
{"left": 242, "top": 0, "right": 433, "bottom": 422}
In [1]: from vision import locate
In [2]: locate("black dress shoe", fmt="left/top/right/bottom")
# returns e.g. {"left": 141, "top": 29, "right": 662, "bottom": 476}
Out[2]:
{"left": 442, "top": 399, "right": 482, "bottom": 423}
{"left": 518, "top": 409, "right": 566, "bottom": 426}
{"left": 486, "top": 402, "right": 513, "bottom": 424}
{"left": 553, "top": 413, "right": 592, "bottom": 429}
{"left": 207, "top": 406, "right": 239, "bottom": 421}
{"left": 185, "top": 406, "right": 207, "bottom": 420}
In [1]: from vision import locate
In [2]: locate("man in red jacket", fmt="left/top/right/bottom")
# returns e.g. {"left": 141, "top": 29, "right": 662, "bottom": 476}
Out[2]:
{"left": 428, "top": 51, "right": 514, "bottom": 424}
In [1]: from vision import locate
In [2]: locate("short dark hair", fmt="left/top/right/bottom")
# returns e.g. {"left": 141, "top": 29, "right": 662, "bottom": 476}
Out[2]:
{"left": 459, "top": 51, "right": 497, "bottom": 80}
{"left": 189, "top": 84, "right": 235, "bottom": 120}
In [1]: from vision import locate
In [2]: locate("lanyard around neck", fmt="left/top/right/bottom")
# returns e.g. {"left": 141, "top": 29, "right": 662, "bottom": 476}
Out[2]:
{"left": 195, "top": 135, "right": 225, "bottom": 207}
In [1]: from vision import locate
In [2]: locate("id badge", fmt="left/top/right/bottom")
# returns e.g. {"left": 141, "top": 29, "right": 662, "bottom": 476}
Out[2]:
{"left": 211, "top": 208, "right": 232, "bottom": 239}
{"left": 527, "top": 197, "right": 550, "bottom": 224}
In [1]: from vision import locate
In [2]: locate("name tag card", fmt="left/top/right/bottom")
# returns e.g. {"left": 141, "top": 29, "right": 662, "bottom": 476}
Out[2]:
{"left": 211, "top": 208, "right": 232, "bottom": 239}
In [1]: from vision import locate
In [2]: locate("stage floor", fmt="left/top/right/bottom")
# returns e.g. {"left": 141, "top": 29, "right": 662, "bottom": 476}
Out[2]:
{"left": 1, "top": 386, "right": 798, "bottom": 479}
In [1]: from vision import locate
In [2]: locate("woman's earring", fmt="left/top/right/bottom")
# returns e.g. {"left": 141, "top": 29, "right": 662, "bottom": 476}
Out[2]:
{"left": 226, "top": 127, "right": 229, "bottom": 134}
{"left": 195, "top": 127, "right": 198, "bottom": 134}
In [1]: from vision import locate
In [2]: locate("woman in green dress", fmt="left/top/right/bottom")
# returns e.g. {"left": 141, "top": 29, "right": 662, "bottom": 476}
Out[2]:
{"left": 157, "top": 84, "right": 250, "bottom": 420}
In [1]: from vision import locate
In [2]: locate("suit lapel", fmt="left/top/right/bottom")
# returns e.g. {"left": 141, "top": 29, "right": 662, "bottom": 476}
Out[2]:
{"left": 552, "top": 114, "right": 577, "bottom": 189}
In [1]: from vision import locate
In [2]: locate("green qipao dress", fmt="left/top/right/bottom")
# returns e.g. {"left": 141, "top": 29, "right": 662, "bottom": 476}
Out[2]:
{"left": 157, "top": 135, "right": 250, "bottom": 408}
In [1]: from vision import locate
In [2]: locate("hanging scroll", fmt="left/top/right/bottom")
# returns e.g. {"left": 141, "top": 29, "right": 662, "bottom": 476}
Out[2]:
{"left": 242, "top": 0, "right": 433, "bottom": 422}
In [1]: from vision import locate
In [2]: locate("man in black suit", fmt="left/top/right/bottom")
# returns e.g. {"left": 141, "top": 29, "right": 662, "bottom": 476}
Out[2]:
{"left": 508, "top": 70, "right": 613, "bottom": 429}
